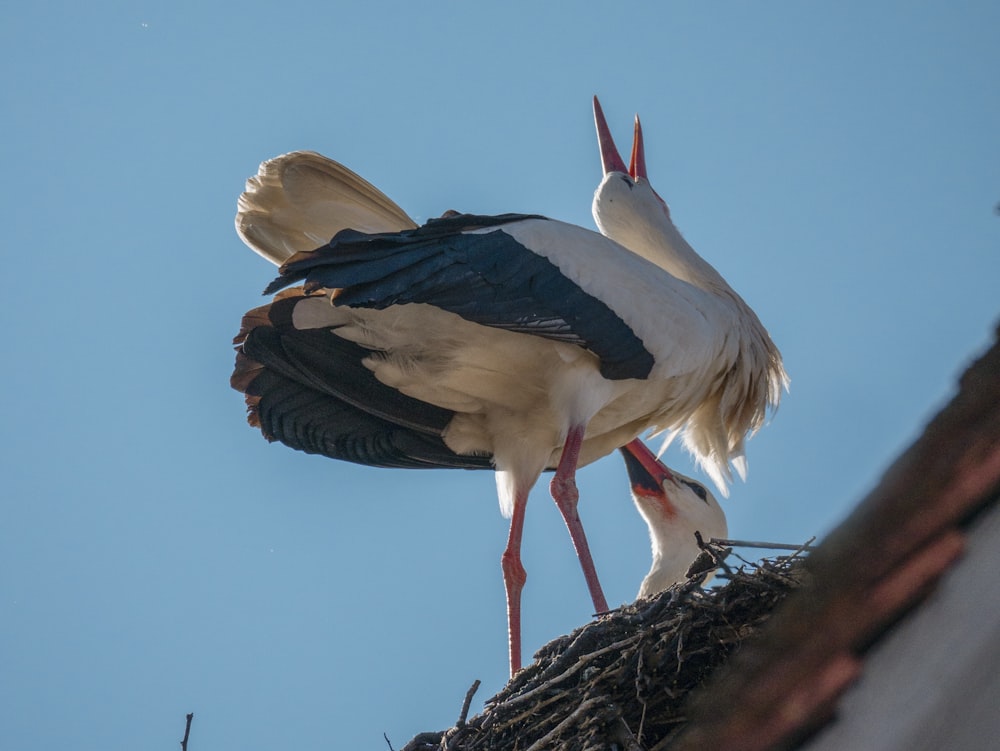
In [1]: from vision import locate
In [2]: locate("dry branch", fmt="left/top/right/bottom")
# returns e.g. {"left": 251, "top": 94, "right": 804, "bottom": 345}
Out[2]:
{"left": 180, "top": 713, "right": 193, "bottom": 751}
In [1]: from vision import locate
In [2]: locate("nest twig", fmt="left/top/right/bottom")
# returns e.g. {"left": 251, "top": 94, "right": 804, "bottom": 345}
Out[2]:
{"left": 402, "top": 548, "right": 809, "bottom": 751}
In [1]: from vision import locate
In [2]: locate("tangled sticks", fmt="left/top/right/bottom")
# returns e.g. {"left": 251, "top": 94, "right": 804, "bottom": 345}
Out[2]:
{"left": 401, "top": 547, "right": 808, "bottom": 751}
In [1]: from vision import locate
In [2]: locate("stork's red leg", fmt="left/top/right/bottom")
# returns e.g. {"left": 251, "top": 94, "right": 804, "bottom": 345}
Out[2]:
{"left": 549, "top": 424, "right": 610, "bottom": 614}
{"left": 501, "top": 489, "right": 529, "bottom": 675}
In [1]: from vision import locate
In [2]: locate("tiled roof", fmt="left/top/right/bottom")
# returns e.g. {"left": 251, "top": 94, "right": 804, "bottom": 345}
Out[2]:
{"left": 669, "top": 325, "right": 1000, "bottom": 751}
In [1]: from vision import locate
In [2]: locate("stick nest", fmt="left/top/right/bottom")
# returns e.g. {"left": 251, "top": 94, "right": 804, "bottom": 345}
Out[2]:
{"left": 403, "top": 547, "right": 809, "bottom": 751}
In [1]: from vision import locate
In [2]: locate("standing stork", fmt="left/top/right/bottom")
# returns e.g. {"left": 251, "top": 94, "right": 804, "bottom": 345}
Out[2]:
{"left": 231, "top": 99, "right": 786, "bottom": 674}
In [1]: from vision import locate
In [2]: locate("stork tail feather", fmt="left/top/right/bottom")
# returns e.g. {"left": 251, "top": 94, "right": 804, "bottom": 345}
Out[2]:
{"left": 236, "top": 151, "right": 417, "bottom": 266}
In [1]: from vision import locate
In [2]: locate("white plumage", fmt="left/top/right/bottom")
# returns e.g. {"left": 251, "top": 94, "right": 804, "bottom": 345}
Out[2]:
{"left": 231, "top": 98, "right": 786, "bottom": 674}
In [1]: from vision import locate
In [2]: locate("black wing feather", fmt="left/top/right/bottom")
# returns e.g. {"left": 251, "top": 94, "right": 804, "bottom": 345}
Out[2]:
{"left": 233, "top": 294, "right": 493, "bottom": 470}
{"left": 266, "top": 213, "right": 655, "bottom": 380}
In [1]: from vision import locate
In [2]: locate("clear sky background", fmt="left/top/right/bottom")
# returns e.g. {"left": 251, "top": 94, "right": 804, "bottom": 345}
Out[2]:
{"left": 3, "top": 2, "right": 998, "bottom": 749}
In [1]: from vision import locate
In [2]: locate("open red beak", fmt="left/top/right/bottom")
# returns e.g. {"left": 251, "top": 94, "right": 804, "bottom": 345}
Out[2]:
{"left": 593, "top": 96, "right": 646, "bottom": 180}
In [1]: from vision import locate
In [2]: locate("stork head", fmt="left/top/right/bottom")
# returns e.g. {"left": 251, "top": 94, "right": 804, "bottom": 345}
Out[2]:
{"left": 592, "top": 96, "right": 673, "bottom": 236}
{"left": 619, "top": 442, "right": 728, "bottom": 599}
{"left": 591, "top": 96, "right": 730, "bottom": 291}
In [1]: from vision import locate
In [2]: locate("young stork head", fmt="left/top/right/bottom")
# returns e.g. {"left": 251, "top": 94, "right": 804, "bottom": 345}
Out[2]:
{"left": 620, "top": 443, "right": 728, "bottom": 598}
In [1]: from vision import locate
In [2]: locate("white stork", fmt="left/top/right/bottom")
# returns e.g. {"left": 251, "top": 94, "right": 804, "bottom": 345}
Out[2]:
{"left": 231, "top": 99, "right": 786, "bottom": 674}
{"left": 619, "top": 440, "right": 727, "bottom": 597}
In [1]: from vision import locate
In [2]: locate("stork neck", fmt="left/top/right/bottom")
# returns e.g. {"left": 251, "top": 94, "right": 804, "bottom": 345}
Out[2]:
{"left": 593, "top": 176, "right": 731, "bottom": 295}
{"left": 640, "top": 214, "right": 730, "bottom": 293}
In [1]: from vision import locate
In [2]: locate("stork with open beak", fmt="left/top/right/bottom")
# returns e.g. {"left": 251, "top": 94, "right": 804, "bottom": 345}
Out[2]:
{"left": 231, "top": 99, "right": 786, "bottom": 674}
{"left": 619, "top": 439, "right": 727, "bottom": 597}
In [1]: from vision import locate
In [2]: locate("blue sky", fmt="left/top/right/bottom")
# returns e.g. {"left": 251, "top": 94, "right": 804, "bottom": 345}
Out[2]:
{"left": 3, "top": 2, "right": 998, "bottom": 749}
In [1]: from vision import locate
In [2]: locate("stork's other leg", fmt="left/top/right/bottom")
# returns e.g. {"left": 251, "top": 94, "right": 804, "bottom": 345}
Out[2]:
{"left": 501, "top": 488, "right": 529, "bottom": 676}
{"left": 550, "top": 424, "right": 610, "bottom": 614}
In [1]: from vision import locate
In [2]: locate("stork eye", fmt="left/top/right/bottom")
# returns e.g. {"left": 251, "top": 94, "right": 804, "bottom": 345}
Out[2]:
{"left": 619, "top": 175, "right": 634, "bottom": 188}
{"left": 682, "top": 480, "right": 708, "bottom": 502}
